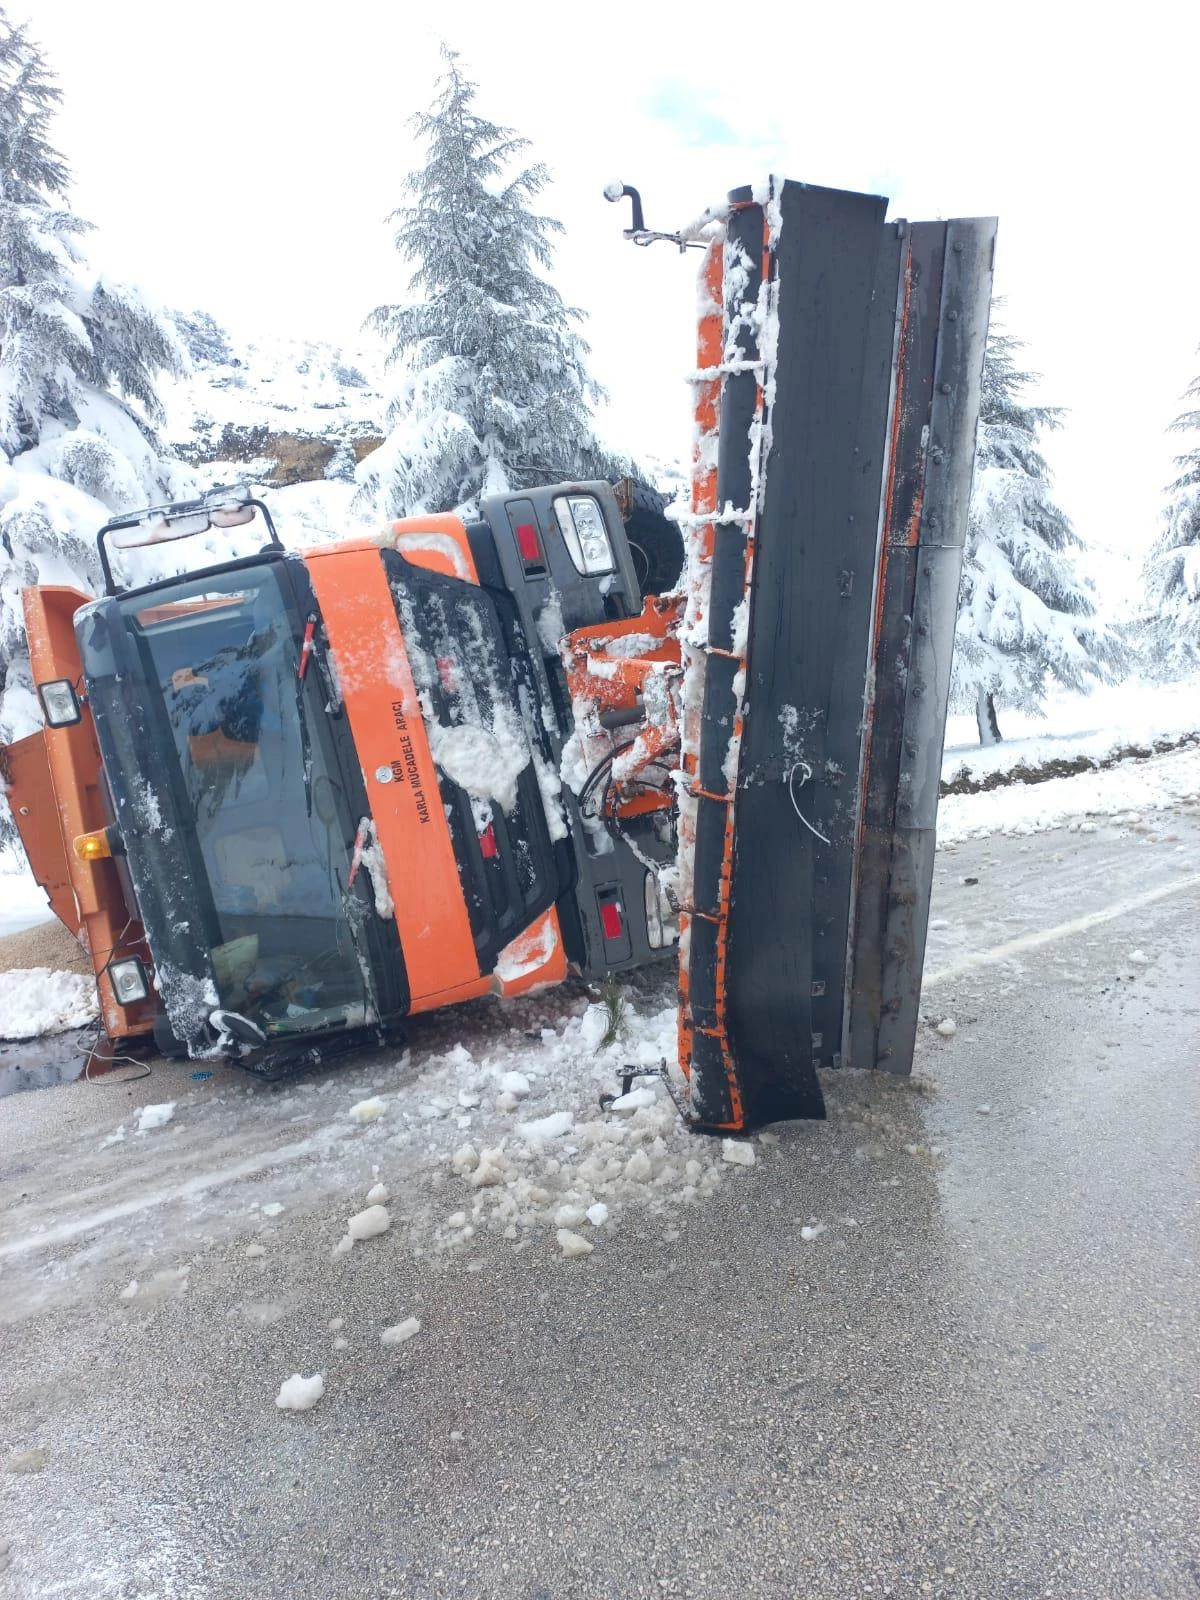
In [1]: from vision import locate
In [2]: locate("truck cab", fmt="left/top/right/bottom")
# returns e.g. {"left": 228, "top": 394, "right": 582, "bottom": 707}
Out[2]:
{"left": 5, "top": 482, "right": 681, "bottom": 1069}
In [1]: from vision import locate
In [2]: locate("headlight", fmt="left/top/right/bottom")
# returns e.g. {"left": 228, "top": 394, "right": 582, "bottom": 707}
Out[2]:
{"left": 553, "top": 494, "right": 616, "bottom": 576}
{"left": 38, "top": 679, "right": 81, "bottom": 727}
{"left": 107, "top": 957, "right": 150, "bottom": 1005}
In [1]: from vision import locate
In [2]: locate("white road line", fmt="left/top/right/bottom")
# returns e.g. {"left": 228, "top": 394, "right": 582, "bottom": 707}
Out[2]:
{"left": 924, "top": 871, "right": 1200, "bottom": 988}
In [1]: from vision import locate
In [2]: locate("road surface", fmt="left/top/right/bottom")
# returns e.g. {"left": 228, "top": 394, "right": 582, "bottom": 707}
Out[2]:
{"left": 1, "top": 803, "right": 1197, "bottom": 1599}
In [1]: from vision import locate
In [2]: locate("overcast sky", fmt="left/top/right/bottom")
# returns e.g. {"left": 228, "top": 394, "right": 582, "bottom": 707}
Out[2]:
{"left": 29, "top": 0, "right": 1200, "bottom": 612}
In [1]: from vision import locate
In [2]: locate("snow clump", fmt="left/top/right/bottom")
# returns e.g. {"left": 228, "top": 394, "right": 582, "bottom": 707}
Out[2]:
{"left": 936, "top": 1017, "right": 958, "bottom": 1038}
{"left": 348, "top": 1097, "right": 386, "bottom": 1124}
{"left": 556, "top": 1229, "right": 594, "bottom": 1258}
{"left": 721, "top": 1139, "right": 755, "bottom": 1168}
{"left": 517, "top": 1111, "right": 574, "bottom": 1147}
{"left": 136, "top": 1102, "right": 176, "bottom": 1132}
{"left": 345, "top": 1204, "right": 391, "bottom": 1242}
{"left": 365, "top": 1182, "right": 390, "bottom": 1205}
{"left": 275, "top": 1374, "right": 325, "bottom": 1411}
{"left": 381, "top": 1318, "right": 421, "bottom": 1345}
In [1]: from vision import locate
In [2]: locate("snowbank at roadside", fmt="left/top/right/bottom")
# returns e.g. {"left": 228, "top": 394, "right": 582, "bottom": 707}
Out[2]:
{"left": 942, "top": 678, "right": 1198, "bottom": 788}
{"left": 937, "top": 742, "right": 1200, "bottom": 844}
{"left": 0, "top": 967, "right": 98, "bottom": 1038}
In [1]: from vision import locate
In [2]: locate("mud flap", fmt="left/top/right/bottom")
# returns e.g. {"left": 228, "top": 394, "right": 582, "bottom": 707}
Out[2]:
{"left": 678, "top": 180, "right": 994, "bottom": 1131}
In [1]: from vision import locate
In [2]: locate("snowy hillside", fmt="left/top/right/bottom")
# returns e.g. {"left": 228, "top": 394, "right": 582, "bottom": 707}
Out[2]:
{"left": 162, "top": 314, "right": 384, "bottom": 489}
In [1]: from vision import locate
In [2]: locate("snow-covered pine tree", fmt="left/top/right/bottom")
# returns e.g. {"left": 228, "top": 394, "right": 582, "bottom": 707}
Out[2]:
{"left": 358, "top": 47, "right": 618, "bottom": 519}
{"left": 0, "top": 8, "right": 185, "bottom": 743}
{"left": 1141, "top": 358, "right": 1200, "bottom": 671}
{"left": 951, "top": 323, "right": 1126, "bottom": 743}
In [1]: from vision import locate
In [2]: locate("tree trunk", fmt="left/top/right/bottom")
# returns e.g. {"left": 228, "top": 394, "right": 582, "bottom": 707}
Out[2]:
{"left": 975, "top": 688, "right": 1002, "bottom": 745}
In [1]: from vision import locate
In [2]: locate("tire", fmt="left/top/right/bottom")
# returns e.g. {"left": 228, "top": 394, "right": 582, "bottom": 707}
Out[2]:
{"left": 621, "top": 481, "right": 685, "bottom": 596}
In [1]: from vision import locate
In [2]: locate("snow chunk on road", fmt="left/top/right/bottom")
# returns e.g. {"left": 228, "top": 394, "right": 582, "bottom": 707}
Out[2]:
{"left": 721, "top": 1139, "right": 755, "bottom": 1167}
{"left": 348, "top": 1097, "right": 386, "bottom": 1124}
{"left": 579, "top": 1005, "right": 610, "bottom": 1051}
{"left": 517, "top": 1111, "right": 574, "bottom": 1147}
{"left": 624, "top": 1148, "right": 652, "bottom": 1183}
{"left": 451, "top": 1143, "right": 479, "bottom": 1174}
{"left": 554, "top": 1204, "right": 586, "bottom": 1228}
{"left": 0, "top": 967, "right": 98, "bottom": 1038}
{"left": 276, "top": 1374, "right": 324, "bottom": 1411}
{"left": 609, "top": 1087, "right": 657, "bottom": 1114}
{"left": 586, "top": 1202, "right": 610, "bottom": 1227}
{"left": 500, "top": 1070, "right": 531, "bottom": 1099}
{"left": 346, "top": 1204, "right": 390, "bottom": 1241}
{"left": 137, "top": 1102, "right": 176, "bottom": 1132}
{"left": 557, "top": 1229, "right": 594, "bottom": 1258}
{"left": 261, "top": 1202, "right": 284, "bottom": 1217}
{"left": 936, "top": 1017, "right": 958, "bottom": 1038}
{"left": 469, "top": 1146, "right": 510, "bottom": 1187}
{"left": 381, "top": 1317, "right": 421, "bottom": 1345}
{"left": 365, "top": 1182, "right": 390, "bottom": 1205}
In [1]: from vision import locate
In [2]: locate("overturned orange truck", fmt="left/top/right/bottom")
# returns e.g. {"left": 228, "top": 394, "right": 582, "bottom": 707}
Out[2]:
{"left": 3, "top": 178, "right": 995, "bottom": 1130}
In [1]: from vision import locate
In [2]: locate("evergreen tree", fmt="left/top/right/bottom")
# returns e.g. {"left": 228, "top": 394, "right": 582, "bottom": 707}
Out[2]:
{"left": 1141, "top": 358, "right": 1200, "bottom": 670}
{"left": 951, "top": 322, "right": 1126, "bottom": 743}
{"left": 359, "top": 48, "right": 615, "bottom": 519}
{"left": 0, "top": 9, "right": 185, "bottom": 742}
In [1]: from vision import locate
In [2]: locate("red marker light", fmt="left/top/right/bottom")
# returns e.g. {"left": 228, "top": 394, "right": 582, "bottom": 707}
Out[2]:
{"left": 479, "top": 823, "right": 498, "bottom": 860}
{"left": 516, "top": 522, "right": 541, "bottom": 564}
{"left": 600, "top": 901, "right": 623, "bottom": 940}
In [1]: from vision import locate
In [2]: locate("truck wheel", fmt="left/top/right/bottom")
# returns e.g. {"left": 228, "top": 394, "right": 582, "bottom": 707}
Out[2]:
{"left": 622, "top": 482, "right": 684, "bottom": 596}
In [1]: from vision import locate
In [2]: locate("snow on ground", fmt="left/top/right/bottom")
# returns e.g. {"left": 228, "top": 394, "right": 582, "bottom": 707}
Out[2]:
{"left": 160, "top": 331, "right": 382, "bottom": 460}
{"left": 942, "top": 677, "right": 1198, "bottom": 786}
{"left": 0, "top": 967, "right": 98, "bottom": 1038}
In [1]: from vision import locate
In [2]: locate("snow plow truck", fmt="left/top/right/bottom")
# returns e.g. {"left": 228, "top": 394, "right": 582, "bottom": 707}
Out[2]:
{"left": 1, "top": 177, "right": 994, "bottom": 1132}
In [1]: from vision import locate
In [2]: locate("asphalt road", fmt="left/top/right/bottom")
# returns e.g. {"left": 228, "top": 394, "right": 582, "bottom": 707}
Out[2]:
{"left": 1, "top": 802, "right": 1198, "bottom": 1600}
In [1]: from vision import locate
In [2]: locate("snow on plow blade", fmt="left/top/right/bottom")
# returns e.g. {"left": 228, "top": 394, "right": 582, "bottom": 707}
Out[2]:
{"left": 678, "top": 180, "right": 995, "bottom": 1130}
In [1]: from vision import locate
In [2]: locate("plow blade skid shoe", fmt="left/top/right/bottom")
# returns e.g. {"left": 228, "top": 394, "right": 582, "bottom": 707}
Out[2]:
{"left": 680, "top": 180, "right": 994, "bottom": 1131}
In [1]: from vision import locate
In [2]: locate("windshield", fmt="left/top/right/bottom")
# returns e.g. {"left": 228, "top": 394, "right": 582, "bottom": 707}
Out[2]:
{"left": 80, "top": 560, "right": 396, "bottom": 1052}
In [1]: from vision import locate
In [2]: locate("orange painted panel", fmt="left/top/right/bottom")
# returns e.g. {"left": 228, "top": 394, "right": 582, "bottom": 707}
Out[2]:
{"left": 305, "top": 543, "right": 484, "bottom": 1008}
{"left": 492, "top": 908, "right": 568, "bottom": 999}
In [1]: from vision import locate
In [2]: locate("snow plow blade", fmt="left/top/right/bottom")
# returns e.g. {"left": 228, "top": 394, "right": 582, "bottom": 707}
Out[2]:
{"left": 678, "top": 180, "right": 994, "bottom": 1130}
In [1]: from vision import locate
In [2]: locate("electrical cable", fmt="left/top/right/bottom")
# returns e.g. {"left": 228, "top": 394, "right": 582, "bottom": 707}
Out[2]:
{"left": 786, "top": 762, "right": 831, "bottom": 846}
{"left": 79, "top": 1022, "right": 153, "bottom": 1083}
